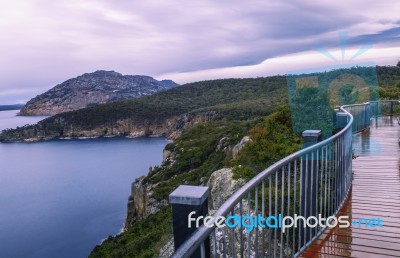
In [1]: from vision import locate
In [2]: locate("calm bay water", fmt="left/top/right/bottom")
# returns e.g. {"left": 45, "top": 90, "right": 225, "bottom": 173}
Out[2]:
{"left": 0, "top": 110, "right": 168, "bottom": 258}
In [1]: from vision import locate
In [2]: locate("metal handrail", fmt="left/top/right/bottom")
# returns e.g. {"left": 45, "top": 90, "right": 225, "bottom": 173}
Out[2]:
{"left": 170, "top": 100, "right": 398, "bottom": 258}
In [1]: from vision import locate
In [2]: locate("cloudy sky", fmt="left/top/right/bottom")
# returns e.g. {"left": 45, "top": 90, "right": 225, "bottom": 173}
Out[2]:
{"left": 0, "top": 0, "right": 399, "bottom": 104}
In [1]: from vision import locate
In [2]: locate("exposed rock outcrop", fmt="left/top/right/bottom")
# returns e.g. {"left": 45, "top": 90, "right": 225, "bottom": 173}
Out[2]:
{"left": 216, "top": 137, "right": 229, "bottom": 152}
{"left": 232, "top": 136, "right": 252, "bottom": 158}
{"left": 125, "top": 176, "right": 168, "bottom": 229}
{"left": 207, "top": 168, "right": 246, "bottom": 213}
{"left": 163, "top": 149, "right": 173, "bottom": 163}
{"left": 207, "top": 168, "right": 268, "bottom": 257}
{"left": 158, "top": 238, "right": 174, "bottom": 258}
{"left": 20, "top": 70, "right": 178, "bottom": 116}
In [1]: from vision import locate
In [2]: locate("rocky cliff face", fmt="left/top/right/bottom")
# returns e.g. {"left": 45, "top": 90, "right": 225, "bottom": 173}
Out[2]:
{"left": 232, "top": 136, "right": 252, "bottom": 158}
{"left": 207, "top": 168, "right": 246, "bottom": 212}
{"left": 20, "top": 70, "right": 178, "bottom": 116}
{"left": 125, "top": 176, "right": 168, "bottom": 229}
{"left": 0, "top": 111, "right": 219, "bottom": 142}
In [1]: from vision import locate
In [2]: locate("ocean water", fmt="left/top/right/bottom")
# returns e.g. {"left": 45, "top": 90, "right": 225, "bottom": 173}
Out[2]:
{"left": 0, "top": 110, "right": 168, "bottom": 258}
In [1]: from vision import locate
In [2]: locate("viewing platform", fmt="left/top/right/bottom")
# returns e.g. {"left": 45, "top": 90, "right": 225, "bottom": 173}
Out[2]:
{"left": 301, "top": 116, "right": 400, "bottom": 257}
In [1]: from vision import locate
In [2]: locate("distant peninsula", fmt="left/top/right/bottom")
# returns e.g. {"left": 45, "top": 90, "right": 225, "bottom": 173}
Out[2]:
{"left": 20, "top": 70, "right": 179, "bottom": 116}
{"left": 0, "top": 104, "right": 24, "bottom": 111}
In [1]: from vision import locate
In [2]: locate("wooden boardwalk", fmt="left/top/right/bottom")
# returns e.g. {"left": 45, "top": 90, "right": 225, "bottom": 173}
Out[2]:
{"left": 300, "top": 116, "right": 400, "bottom": 258}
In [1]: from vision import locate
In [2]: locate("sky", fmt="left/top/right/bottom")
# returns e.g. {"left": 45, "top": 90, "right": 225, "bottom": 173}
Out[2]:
{"left": 0, "top": 0, "right": 399, "bottom": 104}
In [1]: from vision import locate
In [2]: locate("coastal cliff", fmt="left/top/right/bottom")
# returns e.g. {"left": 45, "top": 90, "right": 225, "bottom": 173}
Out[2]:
{"left": 0, "top": 111, "right": 219, "bottom": 142}
{"left": 20, "top": 70, "right": 178, "bottom": 116}
{"left": 125, "top": 176, "right": 167, "bottom": 229}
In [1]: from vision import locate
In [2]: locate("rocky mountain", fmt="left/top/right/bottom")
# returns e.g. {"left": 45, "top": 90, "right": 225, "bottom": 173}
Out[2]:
{"left": 19, "top": 70, "right": 179, "bottom": 116}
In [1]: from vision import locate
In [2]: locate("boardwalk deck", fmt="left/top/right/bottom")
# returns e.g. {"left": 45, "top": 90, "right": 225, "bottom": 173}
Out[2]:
{"left": 300, "top": 116, "right": 400, "bottom": 258}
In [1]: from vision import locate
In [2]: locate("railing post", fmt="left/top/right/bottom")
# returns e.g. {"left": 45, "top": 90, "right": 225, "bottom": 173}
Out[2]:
{"left": 390, "top": 102, "right": 394, "bottom": 116}
{"left": 301, "top": 130, "right": 322, "bottom": 246}
{"left": 375, "top": 101, "right": 379, "bottom": 119}
{"left": 365, "top": 104, "right": 371, "bottom": 128}
{"left": 335, "top": 111, "right": 349, "bottom": 133}
{"left": 169, "top": 185, "right": 210, "bottom": 258}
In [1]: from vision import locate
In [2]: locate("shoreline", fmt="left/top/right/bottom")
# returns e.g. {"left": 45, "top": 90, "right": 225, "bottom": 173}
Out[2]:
{"left": 0, "top": 135, "right": 170, "bottom": 144}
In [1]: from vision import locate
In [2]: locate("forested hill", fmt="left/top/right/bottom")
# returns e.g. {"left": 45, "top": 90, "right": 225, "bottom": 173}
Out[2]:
{"left": 1, "top": 65, "right": 400, "bottom": 142}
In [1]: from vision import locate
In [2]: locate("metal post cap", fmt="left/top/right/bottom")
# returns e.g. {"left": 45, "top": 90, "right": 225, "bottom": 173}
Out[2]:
{"left": 169, "top": 185, "right": 209, "bottom": 205}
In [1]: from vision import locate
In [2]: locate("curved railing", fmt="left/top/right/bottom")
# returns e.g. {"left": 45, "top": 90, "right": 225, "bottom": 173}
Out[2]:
{"left": 170, "top": 100, "right": 399, "bottom": 258}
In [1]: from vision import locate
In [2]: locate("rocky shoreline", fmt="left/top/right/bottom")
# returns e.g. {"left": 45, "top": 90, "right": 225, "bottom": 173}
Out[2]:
{"left": 0, "top": 111, "right": 219, "bottom": 143}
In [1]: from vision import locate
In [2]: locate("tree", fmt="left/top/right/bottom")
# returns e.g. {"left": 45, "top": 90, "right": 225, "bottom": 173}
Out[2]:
{"left": 397, "top": 60, "right": 400, "bottom": 68}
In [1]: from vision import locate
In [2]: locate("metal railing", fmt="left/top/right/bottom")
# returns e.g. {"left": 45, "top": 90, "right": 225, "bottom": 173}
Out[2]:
{"left": 170, "top": 100, "right": 398, "bottom": 258}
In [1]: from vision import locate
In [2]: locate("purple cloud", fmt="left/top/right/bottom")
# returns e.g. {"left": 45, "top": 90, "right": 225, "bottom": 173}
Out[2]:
{"left": 0, "top": 0, "right": 399, "bottom": 104}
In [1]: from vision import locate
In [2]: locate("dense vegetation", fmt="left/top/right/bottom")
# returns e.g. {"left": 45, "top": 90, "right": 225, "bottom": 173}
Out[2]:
{"left": 147, "top": 120, "right": 254, "bottom": 199}
{"left": 232, "top": 105, "right": 302, "bottom": 178}
{"left": 379, "top": 82, "right": 400, "bottom": 99}
{"left": 376, "top": 65, "right": 400, "bottom": 88}
{"left": 377, "top": 66, "right": 400, "bottom": 99}
{"left": 90, "top": 207, "right": 172, "bottom": 258}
